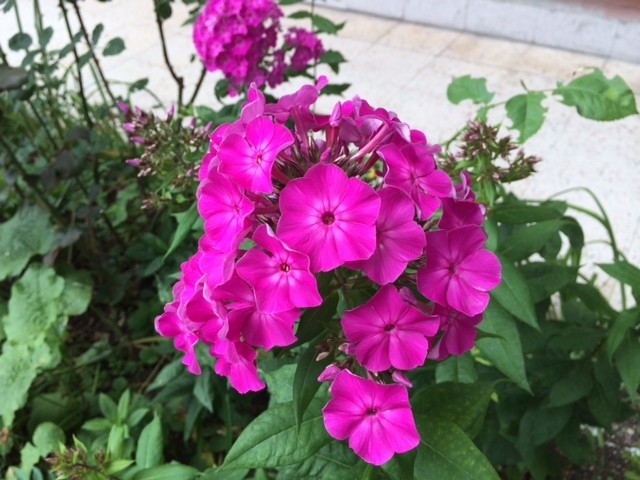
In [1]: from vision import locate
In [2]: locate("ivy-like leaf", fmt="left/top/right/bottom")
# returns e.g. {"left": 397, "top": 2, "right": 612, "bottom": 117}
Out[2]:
{"left": 9, "top": 32, "right": 32, "bottom": 51}
{"left": 0, "top": 206, "right": 56, "bottom": 281}
{"left": 505, "top": 92, "right": 547, "bottom": 142}
{"left": 92, "top": 23, "right": 104, "bottom": 45}
{"left": 614, "top": 336, "right": 640, "bottom": 401}
{"left": 221, "top": 399, "right": 331, "bottom": 470}
{"left": 554, "top": 68, "right": 638, "bottom": 121}
{"left": 447, "top": 75, "right": 494, "bottom": 105}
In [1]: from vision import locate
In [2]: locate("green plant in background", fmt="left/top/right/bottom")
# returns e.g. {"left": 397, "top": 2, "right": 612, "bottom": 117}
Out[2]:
{"left": 439, "top": 68, "right": 640, "bottom": 479}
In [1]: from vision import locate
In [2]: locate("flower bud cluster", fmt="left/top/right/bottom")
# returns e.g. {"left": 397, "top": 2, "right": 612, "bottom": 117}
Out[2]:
{"left": 155, "top": 77, "right": 501, "bottom": 465}
{"left": 193, "top": 0, "right": 325, "bottom": 93}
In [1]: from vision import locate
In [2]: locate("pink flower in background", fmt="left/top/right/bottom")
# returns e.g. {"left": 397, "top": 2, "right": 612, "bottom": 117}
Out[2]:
{"left": 438, "top": 197, "right": 484, "bottom": 230}
{"left": 342, "top": 285, "right": 439, "bottom": 372}
{"left": 347, "top": 187, "right": 425, "bottom": 285}
{"left": 379, "top": 142, "right": 453, "bottom": 219}
{"left": 418, "top": 225, "right": 501, "bottom": 316}
{"left": 212, "top": 338, "right": 266, "bottom": 393}
{"left": 218, "top": 116, "right": 294, "bottom": 193}
{"left": 193, "top": 0, "right": 282, "bottom": 90}
{"left": 284, "top": 27, "right": 325, "bottom": 71}
{"left": 155, "top": 302, "right": 202, "bottom": 375}
{"left": 277, "top": 163, "right": 380, "bottom": 272}
{"left": 322, "top": 370, "right": 420, "bottom": 465}
{"left": 236, "top": 225, "right": 321, "bottom": 313}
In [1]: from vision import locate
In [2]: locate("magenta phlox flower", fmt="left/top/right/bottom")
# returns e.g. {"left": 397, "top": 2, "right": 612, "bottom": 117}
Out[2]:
{"left": 208, "top": 273, "right": 301, "bottom": 350}
{"left": 155, "top": 302, "right": 202, "bottom": 375}
{"left": 197, "top": 172, "right": 254, "bottom": 251}
{"left": 265, "top": 76, "right": 329, "bottom": 129}
{"left": 454, "top": 171, "right": 476, "bottom": 201}
{"left": 198, "top": 234, "right": 239, "bottom": 290}
{"left": 417, "top": 225, "right": 501, "bottom": 316}
{"left": 342, "top": 285, "right": 439, "bottom": 372}
{"left": 428, "top": 303, "right": 483, "bottom": 360}
{"left": 347, "top": 187, "right": 425, "bottom": 285}
{"left": 200, "top": 124, "right": 230, "bottom": 180}
{"left": 240, "top": 84, "right": 266, "bottom": 124}
{"left": 218, "top": 116, "right": 294, "bottom": 193}
{"left": 174, "top": 251, "right": 205, "bottom": 305}
{"left": 322, "top": 370, "right": 420, "bottom": 465}
{"left": 236, "top": 225, "right": 322, "bottom": 313}
{"left": 379, "top": 142, "right": 453, "bottom": 220}
{"left": 438, "top": 197, "right": 484, "bottom": 231}
{"left": 212, "top": 338, "right": 266, "bottom": 393}
{"left": 277, "top": 163, "right": 380, "bottom": 272}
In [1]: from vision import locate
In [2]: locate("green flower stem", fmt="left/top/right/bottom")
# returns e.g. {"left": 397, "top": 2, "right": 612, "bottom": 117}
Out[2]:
{"left": 186, "top": 64, "right": 207, "bottom": 108}
{"left": 70, "top": 0, "right": 118, "bottom": 107}
{"left": 58, "top": 0, "right": 93, "bottom": 130}
{"left": 155, "top": 7, "right": 184, "bottom": 110}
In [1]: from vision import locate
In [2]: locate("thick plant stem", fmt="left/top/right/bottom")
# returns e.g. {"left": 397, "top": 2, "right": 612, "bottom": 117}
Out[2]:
{"left": 187, "top": 65, "right": 207, "bottom": 108}
{"left": 155, "top": 9, "right": 184, "bottom": 110}
{"left": 59, "top": 0, "right": 93, "bottom": 130}
{"left": 70, "top": 1, "right": 118, "bottom": 106}
{"left": 0, "top": 136, "right": 65, "bottom": 226}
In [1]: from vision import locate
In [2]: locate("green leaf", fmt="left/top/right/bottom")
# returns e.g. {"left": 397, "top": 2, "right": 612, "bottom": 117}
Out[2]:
{"left": 164, "top": 203, "right": 199, "bottom": 260}
{"left": 221, "top": 399, "right": 331, "bottom": 470}
{"left": 92, "top": 23, "right": 104, "bottom": 44}
{"left": 414, "top": 416, "right": 500, "bottom": 480}
{"left": 505, "top": 92, "right": 547, "bottom": 142}
{"left": 322, "top": 83, "right": 351, "bottom": 96}
{"left": 3, "top": 264, "right": 65, "bottom": 343}
{"left": 60, "top": 270, "right": 93, "bottom": 316}
{"left": 312, "top": 15, "right": 345, "bottom": 34}
{"left": 554, "top": 68, "right": 638, "bottom": 121}
{"left": 491, "top": 203, "right": 563, "bottom": 224}
{"left": 614, "top": 335, "right": 640, "bottom": 400}
{"left": 295, "top": 292, "right": 338, "bottom": 345}
{"left": 499, "top": 219, "right": 564, "bottom": 262}
{"left": 411, "top": 382, "right": 494, "bottom": 439}
{"left": 133, "top": 463, "right": 199, "bottom": 480}
{"left": 32, "top": 422, "right": 65, "bottom": 455}
{"left": 263, "top": 364, "right": 296, "bottom": 406}
{"left": 107, "top": 423, "right": 126, "bottom": 460}
{"left": 275, "top": 442, "right": 360, "bottom": 479}
{"left": 105, "top": 459, "right": 135, "bottom": 475}
{"left": 599, "top": 261, "right": 640, "bottom": 290}
{"left": 0, "top": 345, "right": 39, "bottom": 425}
{"left": 9, "top": 32, "right": 32, "bottom": 51}
{"left": 193, "top": 368, "right": 214, "bottom": 412}
{"left": 491, "top": 256, "right": 538, "bottom": 329}
{"left": 201, "top": 469, "right": 250, "bottom": 480}
{"left": 103, "top": 37, "right": 126, "bottom": 56}
{"left": 279, "top": 0, "right": 303, "bottom": 4}
{"left": 606, "top": 309, "right": 639, "bottom": 360}
{"left": 136, "top": 414, "right": 164, "bottom": 469}
{"left": 147, "top": 359, "right": 184, "bottom": 391}
{"left": 38, "top": 27, "right": 53, "bottom": 48}
{"left": 0, "top": 206, "right": 57, "bottom": 281}
{"left": 293, "top": 336, "right": 331, "bottom": 430}
{"left": 476, "top": 301, "right": 531, "bottom": 392}
{"left": 435, "top": 354, "right": 477, "bottom": 384}
{"left": 99, "top": 394, "right": 118, "bottom": 422}
{"left": 82, "top": 418, "right": 112, "bottom": 432}
{"left": 547, "top": 363, "right": 593, "bottom": 407}
{"left": 117, "top": 389, "right": 131, "bottom": 421}
{"left": 130, "top": 77, "right": 149, "bottom": 92}
{"left": 319, "top": 50, "right": 346, "bottom": 73}
{"left": 0, "top": 65, "right": 28, "bottom": 91}
{"left": 515, "top": 406, "right": 572, "bottom": 456}
{"left": 520, "top": 263, "right": 577, "bottom": 303}
{"left": 447, "top": 75, "right": 494, "bottom": 105}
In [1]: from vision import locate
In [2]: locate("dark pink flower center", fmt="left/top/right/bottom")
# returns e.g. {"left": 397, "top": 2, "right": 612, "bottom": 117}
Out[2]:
{"left": 256, "top": 153, "right": 264, "bottom": 165}
{"left": 365, "top": 407, "right": 378, "bottom": 416}
{"left": 321, "top": 212, "right": 335, "bottom": 225}
{"left": 280, "top": 263, "right": 291, "bottom": 273}
{"left": 384, "top": 323, "right": 395, "bottom": 332}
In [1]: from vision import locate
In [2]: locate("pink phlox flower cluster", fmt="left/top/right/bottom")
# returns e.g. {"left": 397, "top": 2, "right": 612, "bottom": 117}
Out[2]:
{"left": 194, "top": 0, "right": 324, "bottom": 92}
{"left": 156, "top": 77, "right": 501, "bottom": 465}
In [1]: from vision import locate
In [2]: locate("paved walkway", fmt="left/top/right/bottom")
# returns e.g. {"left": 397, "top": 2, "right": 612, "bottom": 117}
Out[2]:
{"left": 2, "top": 2, "right": 639, "bottom": 301}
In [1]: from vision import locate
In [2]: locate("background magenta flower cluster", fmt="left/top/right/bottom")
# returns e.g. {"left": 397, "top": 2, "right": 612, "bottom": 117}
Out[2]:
{"left": 193, "top": 0, "right": 325, "bottom": 93}
{"left": 155, "top": 77, "right": 501, "bottom": 465}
